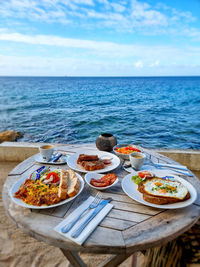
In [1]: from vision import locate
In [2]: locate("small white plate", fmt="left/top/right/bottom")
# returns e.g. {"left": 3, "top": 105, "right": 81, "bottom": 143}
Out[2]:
{"left": 10, "top": 170, "right": 84, "bottom": 209}
{"left": 67, "top": 150, "right": 120, "bottom": 173}
{"left": 121, "top": 172, "right": 197, "bottom": 209}
{"left": 34, "top": 153, "right": 67, "bottom": 165}
{"left": 85, "top": 172, "right": 119, "bottom": 190}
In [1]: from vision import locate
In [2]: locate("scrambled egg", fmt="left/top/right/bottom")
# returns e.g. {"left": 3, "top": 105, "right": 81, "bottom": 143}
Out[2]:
{"left": 14, "top": 179, "right": 61, "bottom": 206}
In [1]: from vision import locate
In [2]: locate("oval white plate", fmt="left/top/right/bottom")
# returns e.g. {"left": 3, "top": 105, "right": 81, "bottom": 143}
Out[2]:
{"left": 10, "top": 170, "right": 84, "bottom": 209}
{"left": 121, "top": 173, "right": 197, "bottom": 209}
{"left": 85, "top": 172, "right": 119, "bottom": 190}
{"left": 67, "top": 150, "right": 120, "bottom": 173}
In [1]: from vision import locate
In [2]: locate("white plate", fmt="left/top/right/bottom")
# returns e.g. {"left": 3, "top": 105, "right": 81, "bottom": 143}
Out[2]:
{"left": 34, "top": 153, "right": 67, "bottom": 165}
{"left": 121, "top": 172, "right": 197, "bottom": 209}
{"left": 67, "top": 150, "right": 121, "bottom": 173}
{"left": 85, "top": 172, "right": 119, "bottom": 190}
{"left": 10, "top": 169, "right": 84, "bottom": 209}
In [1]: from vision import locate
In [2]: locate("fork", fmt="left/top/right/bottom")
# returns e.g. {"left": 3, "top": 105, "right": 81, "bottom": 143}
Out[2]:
{"left": 156, "top": 166, "right": 194, "bottom": 177}
{"left": 61, "top": 193, "right": 102, "bottom": 233}
{"left": 147, "top": 158, "right": 193, "bottom": 177}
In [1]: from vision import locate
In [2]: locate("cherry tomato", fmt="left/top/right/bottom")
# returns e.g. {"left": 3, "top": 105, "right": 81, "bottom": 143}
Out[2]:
{"left": 46, "top": 172, "right": 59, "bottom": 183}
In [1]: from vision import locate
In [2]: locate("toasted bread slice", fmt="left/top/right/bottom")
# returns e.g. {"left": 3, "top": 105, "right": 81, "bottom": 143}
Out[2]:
{"left": 77, "top": 154, "right": 99, "bottom": 163}
{"left": 80, "top": 160, "right": 105, "bottom": 171}
{"left": 58, "top": 170, "right": 69, "bottom": 200}
{"left": 142, "top": 191, "right": 190, "bottom": 205}
{"left": 138, "top": 177, "right": 190, "bottom": 205}
{"left": 67, "top": 169, "right": 80, "bottom": 197}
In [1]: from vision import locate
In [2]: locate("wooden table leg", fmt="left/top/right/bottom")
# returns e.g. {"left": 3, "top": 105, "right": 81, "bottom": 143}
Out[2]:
{"left": 60, "top": 248, "right": 133, "bottom": 267}
{"left": 60, "top": 248, "right": 87, "bottom": 267}
{"left": 97, "top": 253, "right": 133, "bottom": 267}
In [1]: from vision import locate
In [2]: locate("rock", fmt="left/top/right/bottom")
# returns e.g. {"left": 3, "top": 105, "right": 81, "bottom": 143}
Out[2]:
{"left": 0, "top": 130, "right": 23, "bottom": 143}
{"left": 15, "top": 131, "right": 23, "bottom": 139}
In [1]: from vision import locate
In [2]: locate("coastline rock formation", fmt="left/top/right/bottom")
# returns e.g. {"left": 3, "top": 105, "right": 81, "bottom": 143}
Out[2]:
{"left": 0, "top": 130, "right": 23, "bottom": 143}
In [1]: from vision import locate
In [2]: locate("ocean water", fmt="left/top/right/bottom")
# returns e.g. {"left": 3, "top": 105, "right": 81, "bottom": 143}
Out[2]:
{"left": 0, "top": 76, "right": 200, "bottom": 149}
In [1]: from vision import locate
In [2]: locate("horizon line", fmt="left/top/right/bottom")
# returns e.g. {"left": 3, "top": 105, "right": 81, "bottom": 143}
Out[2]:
{"left": 0, "top": 75, "right": 200, "bottom": 78}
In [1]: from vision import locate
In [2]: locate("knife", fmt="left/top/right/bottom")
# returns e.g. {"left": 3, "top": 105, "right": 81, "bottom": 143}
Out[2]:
{"left": 51, "top": 153, "right": 62, "bottom": 162}
{"left": 71, "top": 198, "right": 112, "bottom": 238}
{"left": 151, "top": 163, "right": 188, "bottom": 171}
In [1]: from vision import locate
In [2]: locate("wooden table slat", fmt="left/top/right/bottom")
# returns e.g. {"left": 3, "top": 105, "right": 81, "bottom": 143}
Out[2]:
{"left": 111, "top": 200, "right": 163, "bottom": 216}
{"left": 9, "top": 155, "right": 36, "bottom": 175}
{"left": 99, "top": 217, "right": 137, "bottom": 231}
{"left": 108, "top": 209, "right": 151, "bottom": 223}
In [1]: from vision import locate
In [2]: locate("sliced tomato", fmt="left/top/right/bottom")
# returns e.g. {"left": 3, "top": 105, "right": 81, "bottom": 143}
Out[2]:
{"left": 46, "top": 172, "right": 59, "bottom": 183}
{"left": 138, "top": 171, "right": 153, "bottom": 179}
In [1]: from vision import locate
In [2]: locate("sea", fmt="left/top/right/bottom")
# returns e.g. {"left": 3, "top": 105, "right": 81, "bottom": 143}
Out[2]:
{"left": 0, "top": 76, "right": 200, "bottom": 149}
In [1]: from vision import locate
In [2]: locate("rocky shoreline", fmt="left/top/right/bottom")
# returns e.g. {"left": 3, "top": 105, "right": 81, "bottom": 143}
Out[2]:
{"left": 0, "top": 130, "right": 23, "bottom": 143}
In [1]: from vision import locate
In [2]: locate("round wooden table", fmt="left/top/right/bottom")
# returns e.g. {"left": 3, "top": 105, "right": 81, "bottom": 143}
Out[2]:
{"left": 3, "top": 144, "right": 200, "bottom": 267}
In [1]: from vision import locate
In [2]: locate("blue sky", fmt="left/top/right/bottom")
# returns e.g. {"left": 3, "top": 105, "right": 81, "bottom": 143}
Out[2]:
{"left": 0, "top": 0, "right": 200, "bottom": 76}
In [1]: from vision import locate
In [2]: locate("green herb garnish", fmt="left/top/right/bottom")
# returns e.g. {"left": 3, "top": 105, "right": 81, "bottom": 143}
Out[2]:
{"left": 132, "top": 175, "right": 143, "bottom": 185}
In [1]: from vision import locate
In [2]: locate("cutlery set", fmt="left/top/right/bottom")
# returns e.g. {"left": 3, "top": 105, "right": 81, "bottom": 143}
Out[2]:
{"left": 61, "top": 194, "right": 112, "bottom": 238}
{"left": 123, "top": 161, "right": 193, "bottom": 177}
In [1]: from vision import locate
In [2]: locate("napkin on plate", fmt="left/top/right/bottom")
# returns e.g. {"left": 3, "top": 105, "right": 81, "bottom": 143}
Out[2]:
{"left": 54, "top": 196, "right": 113, "bottom": 245}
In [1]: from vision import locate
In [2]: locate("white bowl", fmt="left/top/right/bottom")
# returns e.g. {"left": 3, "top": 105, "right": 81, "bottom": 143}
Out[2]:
{"left": 85, "top": 172, "right": 118, "bottom": 190}
{"left": 113, "top": 144, "right": 143, "bottom": 160}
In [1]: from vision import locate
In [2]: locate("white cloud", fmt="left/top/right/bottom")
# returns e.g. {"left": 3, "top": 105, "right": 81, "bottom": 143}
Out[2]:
{"left": 1, "top": 30, "right": 200, "bottom": 64}
{"left": 111, "top": 3, "right": 126, "bottom": 13}
{"left": 150, "top": 60, "right": 160, "bottom": 67}
{"left": 134, "top": 60, "right": 144, "bottom": 68}
{"left": 171, "top": 8, "right": 196, "bottom": 23}
{"left": 0, "top": 54, "right": 200, "bottom": 76}
{"left": 0, "top": 0, "right": 198, "bottom": 36}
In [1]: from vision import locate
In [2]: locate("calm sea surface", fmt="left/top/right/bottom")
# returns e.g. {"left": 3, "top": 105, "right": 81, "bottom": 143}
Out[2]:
{"left": 0, "top": 76, "right": 200, "bottom": 149}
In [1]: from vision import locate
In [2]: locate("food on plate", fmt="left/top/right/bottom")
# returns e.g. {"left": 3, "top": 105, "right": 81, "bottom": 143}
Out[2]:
{"left": 77, "top": 154, "right": 112, "bottom": 171}
{"left": 90, "top": 173, "right": 117, "bottom": 187}
{"left": 67, "top": 169, "right": 80, "bottom": 197}
{"left": 132, "top": 173, "right": 190, "bottom": 205}
{"left": 14, "top": 179, "right": 60, "bottom": 206}
{"left": 14, "top": 168, "right": 80, "bottom": 206}
{"left": 58, "top": 169, "right": 69, "bottom": 199}
{"left": 77, "top": 154, "right": 99, "bottom": 163}
{"left": 132, "top": 171, "right": 154, "bottom": 184}
{"left": 115, "top": 145, "right": 141, "bottom": 154}
{"left": 137, "top": 171, "right": 154, "bottom": 179}
{"left": 81, "top": 160, "right": 105, "bottom": 171}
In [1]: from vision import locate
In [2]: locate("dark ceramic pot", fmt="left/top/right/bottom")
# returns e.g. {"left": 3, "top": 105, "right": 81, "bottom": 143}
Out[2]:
{"left": 96, "top": 133, "right": 117, "bottom": 152}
